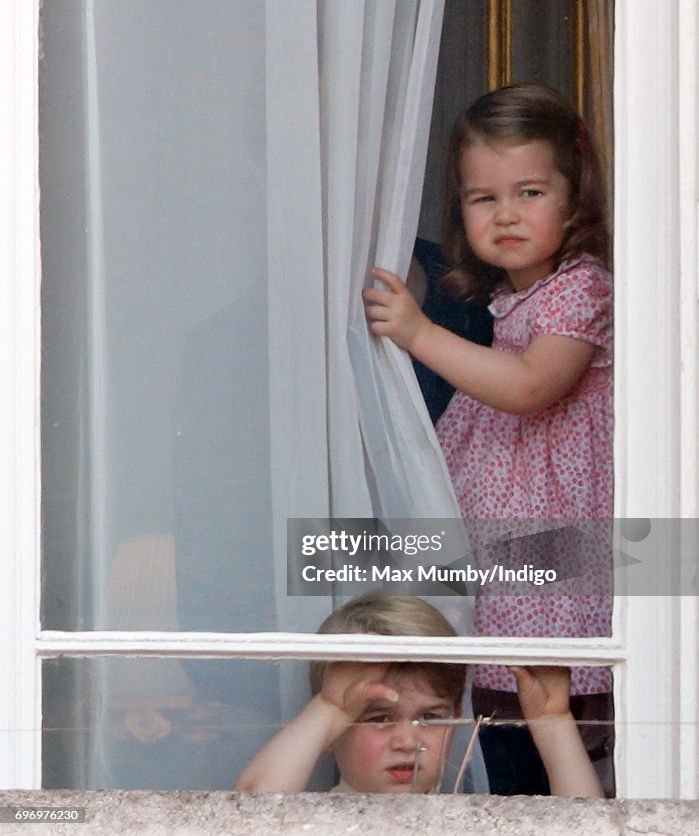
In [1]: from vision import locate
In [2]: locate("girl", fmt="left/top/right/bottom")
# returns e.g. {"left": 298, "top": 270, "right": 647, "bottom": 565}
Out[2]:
{"left": 363, "top": 84, "right": 613, "bottom": 795}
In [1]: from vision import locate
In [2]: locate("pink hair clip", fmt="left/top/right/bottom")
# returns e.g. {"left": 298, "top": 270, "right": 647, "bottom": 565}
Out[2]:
{"left": 575, "top": 117, "right": 590, "bottom": 153}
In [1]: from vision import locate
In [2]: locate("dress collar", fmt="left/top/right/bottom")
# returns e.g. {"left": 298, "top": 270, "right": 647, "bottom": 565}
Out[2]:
{"left": 488, "top": 254, "right": 590, "bottom": 319}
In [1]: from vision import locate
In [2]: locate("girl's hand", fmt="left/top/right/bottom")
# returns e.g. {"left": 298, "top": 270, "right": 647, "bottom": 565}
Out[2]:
{"left": 512, "top": 665, "right": 604, "bottom": 798}
{"left": 363, "top": 267, "right": 431, "bottom": 353}
{"left": 320, "top": 662, "right": 399, "bottom": 727}
{"left": 511, "top": 665, "right": 571, "bottom": 720}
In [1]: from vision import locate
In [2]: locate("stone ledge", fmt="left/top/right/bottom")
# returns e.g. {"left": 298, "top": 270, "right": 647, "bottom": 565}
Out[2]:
{"left": 0, "top": 791, "right": 696, "bottom": 835}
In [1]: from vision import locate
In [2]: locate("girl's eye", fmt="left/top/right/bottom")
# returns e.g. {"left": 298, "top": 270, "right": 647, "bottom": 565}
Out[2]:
{"left": 469, "top": 195, "right": 493, "bottom": 204}
{"left": 364, "top": 714, "right": 391, "bottom": 724}
{"left": 521, "top": 188, "right": 542, "bottom": 198}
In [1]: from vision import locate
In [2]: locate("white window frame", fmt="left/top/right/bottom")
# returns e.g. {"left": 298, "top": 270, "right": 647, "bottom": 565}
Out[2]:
{"left": 1, "top": 0, "right": 697, "bottom": 798}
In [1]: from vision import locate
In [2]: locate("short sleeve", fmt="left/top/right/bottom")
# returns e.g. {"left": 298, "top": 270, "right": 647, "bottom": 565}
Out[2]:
{"left": 530, "top": 262, "right": 613, "bottom": 356}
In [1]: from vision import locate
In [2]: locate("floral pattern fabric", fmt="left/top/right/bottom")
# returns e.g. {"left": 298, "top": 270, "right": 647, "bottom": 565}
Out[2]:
{"left": 436, "top": 255, "right": 613, "bottom": 695}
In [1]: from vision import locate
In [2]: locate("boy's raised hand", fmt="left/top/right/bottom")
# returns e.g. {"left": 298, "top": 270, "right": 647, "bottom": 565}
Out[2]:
{"left": 511, "top": 665, "right": 571, "bottom": 720}
{"left": 234, "top": 662, "right": 399, "bottom": 792}
{"left": 321, "top": 662, "right": 399, "bottom": 726}
{"left": 363, "top": 268, "right": 430, "bottom": 353}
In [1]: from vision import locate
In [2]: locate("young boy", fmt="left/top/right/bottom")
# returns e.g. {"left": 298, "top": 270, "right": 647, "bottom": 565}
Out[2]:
{"left": 234, "top": 591, "right": 603, "bottom": 797}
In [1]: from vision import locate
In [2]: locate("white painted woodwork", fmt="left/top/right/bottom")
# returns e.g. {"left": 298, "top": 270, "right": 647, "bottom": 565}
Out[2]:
{"left": 0, "top": 0, "right": 697, "bottom": 798}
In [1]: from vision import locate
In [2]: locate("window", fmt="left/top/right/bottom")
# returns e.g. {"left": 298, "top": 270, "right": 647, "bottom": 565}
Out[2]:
{"left": 1, "top": 0, "right": 697, "bottom": 798}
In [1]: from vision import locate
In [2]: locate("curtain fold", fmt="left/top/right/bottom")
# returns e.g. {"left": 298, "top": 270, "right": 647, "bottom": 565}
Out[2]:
{"left": 266, "top": 0, "right": 330, "bottom": 638}
{"left": 321, "top": 0, "right": 466, "bottom": 523}
{"left": 265, "top": 0, "right": 333, "bottom": 736}
{"left": 314, "top": 0, "right": 484, "bottom": 789}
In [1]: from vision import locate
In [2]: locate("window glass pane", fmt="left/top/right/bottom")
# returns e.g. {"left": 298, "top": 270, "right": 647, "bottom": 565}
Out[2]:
{"left": 42, "top": 658, "right": 311, "bottom": 790}
{"left": 39, "top": 1, "right": 614, "bottom": 644}
{"left": 42, "top": 657, "right": 613, "bottom": 795}
{"left": 39, "top": 0, "right": 297, "bottom": 632}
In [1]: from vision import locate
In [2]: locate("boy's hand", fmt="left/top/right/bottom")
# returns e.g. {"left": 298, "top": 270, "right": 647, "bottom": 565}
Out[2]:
{"left": 363, "top": 268, "right": 431, "bottom": 353}
{"left": 320, "top": 662, "right": 398, "bottom": 725}
{"left": 511, "top": 665, "right": 571, "bottom": 720}
{"left": 234, "top": 662, "right": 399, "bottom": 793}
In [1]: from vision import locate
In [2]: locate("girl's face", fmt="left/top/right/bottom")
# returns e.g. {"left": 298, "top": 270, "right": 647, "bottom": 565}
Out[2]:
{"left": 459, "top": 138, "right": 571, "bottom": 291}
{"left": 331, "top": 670, "right": 456, "bottom": 794}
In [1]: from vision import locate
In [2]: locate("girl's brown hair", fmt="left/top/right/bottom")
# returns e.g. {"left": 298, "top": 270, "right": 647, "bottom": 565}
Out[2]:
{"left": 442, "top": 83, "right": 610, "bottom": 303}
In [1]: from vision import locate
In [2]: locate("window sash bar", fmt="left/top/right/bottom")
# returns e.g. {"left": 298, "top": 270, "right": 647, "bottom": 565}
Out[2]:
{"left": 37, "top": 630, "right": 625, "bottom": 665}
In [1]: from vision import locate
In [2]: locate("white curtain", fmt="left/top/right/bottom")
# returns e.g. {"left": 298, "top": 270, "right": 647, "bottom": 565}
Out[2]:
{"left": 41, "top": 0, "right": 484, "bottom": 792}
{"left": 267, "top": 0, "right": 485, "bottom": 793}
{"left": 266, "top": 0, "right": 472, "bottom": 614}
{"left": 318, "top": 0, "right": 464, "bottom": 520}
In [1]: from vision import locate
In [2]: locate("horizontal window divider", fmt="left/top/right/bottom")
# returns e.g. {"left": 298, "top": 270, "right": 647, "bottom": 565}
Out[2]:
{"left": 37, "top": 630, "right": 625, "bottom": 666}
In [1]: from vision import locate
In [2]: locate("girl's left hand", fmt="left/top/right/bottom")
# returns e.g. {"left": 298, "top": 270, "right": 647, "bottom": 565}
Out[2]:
{"left": 363, "top": 267, "right": 431, "bottom": 353}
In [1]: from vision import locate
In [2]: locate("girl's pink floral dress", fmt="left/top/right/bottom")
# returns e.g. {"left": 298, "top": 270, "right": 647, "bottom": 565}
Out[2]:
{"left": 436, "top": 255, "right": 613, "bottom": 695}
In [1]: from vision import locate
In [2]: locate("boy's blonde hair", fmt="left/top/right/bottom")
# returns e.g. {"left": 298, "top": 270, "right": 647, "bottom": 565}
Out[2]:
{"left": 309, "top": 591, "right": 466, "bottom": 706}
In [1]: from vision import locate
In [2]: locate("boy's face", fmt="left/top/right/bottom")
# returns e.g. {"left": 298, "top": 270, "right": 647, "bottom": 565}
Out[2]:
{"left": 331, "top": 669, "right": 458, "bottom": 793}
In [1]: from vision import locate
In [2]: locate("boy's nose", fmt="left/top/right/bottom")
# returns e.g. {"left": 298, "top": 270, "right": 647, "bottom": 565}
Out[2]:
{"left": 389, "top": 720, "right": 422, "bottom": 751}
